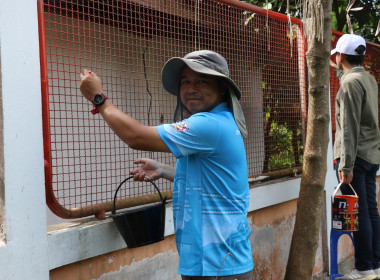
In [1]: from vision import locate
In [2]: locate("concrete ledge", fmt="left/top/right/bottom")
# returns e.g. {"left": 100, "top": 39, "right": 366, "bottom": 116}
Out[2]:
{"left": 249, "top": 177, "right": 301, "bottom": 211}
{"left": 48, "top": 178, "right": 301, "bottom": 270}
{"left": 48, "top": 219, "right": 125, "bottom": 269}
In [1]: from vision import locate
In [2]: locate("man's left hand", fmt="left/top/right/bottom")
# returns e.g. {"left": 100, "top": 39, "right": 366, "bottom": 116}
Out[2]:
{"left": 339, "top": 170, "right": 353, "bottom": 184}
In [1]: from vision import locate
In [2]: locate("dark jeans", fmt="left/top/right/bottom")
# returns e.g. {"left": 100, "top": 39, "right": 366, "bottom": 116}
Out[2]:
{"left": 335, "top": 157, "right": 380, "bottom": 271}
{"left": 181, "top": 270, "right": 253, "bottom": 280}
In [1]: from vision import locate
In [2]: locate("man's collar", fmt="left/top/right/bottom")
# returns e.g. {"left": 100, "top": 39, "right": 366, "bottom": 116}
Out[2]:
{"left": 210, "top": 101, "right": 228, "bottom": 112}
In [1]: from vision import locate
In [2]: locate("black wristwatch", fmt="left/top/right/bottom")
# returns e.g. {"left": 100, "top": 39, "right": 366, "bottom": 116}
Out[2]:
{"left": 91, "top": 93, "right": 108, "bottom": 115}
{"left": 92, "top": 93, "right": 108, "bottom": 107}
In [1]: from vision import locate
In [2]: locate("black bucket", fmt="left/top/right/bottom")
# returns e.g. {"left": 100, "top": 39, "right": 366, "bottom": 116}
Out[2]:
{"left": 111, "top": 176, "right": 167, "bottom": 248}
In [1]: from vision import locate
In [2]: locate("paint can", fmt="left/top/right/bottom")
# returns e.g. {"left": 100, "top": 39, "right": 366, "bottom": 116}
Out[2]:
{"left": 331, "top": 183, "right": 359, "bottom": 231}
{"left": 111, "top": 176, "right": 167, "bottom": 248}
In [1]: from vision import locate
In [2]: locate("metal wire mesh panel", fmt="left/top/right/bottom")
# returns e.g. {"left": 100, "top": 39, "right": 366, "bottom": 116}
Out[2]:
{"left": 38, "top": 0, "right": 307, "bottom": 218}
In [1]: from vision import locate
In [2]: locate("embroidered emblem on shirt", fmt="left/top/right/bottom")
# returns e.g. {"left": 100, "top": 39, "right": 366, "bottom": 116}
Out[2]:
{"left": 172, "top": 121, "right": 190, "bottom": 132}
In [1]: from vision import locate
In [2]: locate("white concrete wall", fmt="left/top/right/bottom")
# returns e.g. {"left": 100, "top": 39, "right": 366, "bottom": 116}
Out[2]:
{"left": 0, "top": 0, "right": 49, "bottom": 279}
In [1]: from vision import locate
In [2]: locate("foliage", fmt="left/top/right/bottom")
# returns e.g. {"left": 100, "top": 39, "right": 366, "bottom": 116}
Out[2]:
{"left": 340, "top": 0, "right": 379, "bottom": 43}
{"left": 242, "top": 0, "right": 380, "bottom": 43}
{"left": 243, "top": 0, "right": 303, "bottom": 16}
{"left": 268, "top": 122, "right": 303, "bottom": 170}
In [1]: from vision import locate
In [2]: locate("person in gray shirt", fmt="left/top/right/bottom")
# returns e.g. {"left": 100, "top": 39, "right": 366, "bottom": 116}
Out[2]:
{"left": 331, "top": 34, "right": 380, "bottom": 280}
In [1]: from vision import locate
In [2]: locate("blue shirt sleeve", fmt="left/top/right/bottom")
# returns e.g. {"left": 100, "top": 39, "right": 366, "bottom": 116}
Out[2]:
{"left": 156, "top": 113, "right": 220, "bottom": 158}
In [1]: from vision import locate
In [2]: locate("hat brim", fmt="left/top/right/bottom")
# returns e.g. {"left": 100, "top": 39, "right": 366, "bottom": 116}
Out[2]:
{"left": 330, "top": 48, "right": 337, "bottom": 56}
{"left": 161, "top": 57, "right": 242, "bottom": 100}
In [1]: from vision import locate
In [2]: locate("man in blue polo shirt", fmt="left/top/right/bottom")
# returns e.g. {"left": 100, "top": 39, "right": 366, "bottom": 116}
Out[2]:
{"left": 80, "top": 50, "right": 253, "bottom": 279}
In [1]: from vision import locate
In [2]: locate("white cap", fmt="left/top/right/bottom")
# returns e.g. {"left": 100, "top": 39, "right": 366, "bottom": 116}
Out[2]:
{"left": 330, "top": 34, "right": 366, "bottom": 56}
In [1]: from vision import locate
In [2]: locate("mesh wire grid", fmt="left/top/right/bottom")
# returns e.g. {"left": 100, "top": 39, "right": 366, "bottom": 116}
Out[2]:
{"left": 40, "top": 0, "right": 309, "bottom": 218}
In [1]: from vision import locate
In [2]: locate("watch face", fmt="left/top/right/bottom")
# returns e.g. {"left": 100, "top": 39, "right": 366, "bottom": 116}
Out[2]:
{"left": 93, "top": 94, "right": 106, "bottom": 106}
{"left": 93, "top": 94, "right": 103, "bottom": 104}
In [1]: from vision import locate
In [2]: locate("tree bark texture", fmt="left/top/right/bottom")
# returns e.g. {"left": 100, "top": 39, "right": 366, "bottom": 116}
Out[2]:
{"left": 284, "top": 0, "right": 332, "bottom": 279}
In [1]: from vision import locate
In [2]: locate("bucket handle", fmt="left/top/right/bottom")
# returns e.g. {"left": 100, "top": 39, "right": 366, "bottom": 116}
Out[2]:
{"left": 332, "top": 182, "right": 358, "bottom": 203}
{"left": 112, "top": 175, "right": 164, "bottom": 215}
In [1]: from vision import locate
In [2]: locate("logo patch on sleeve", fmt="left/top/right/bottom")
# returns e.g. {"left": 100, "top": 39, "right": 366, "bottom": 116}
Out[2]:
{"left": 172, "top": 121, "right": 190, "bottom": 132}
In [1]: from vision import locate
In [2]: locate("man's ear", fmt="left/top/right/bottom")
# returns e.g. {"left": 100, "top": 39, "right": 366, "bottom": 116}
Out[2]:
{"left": 337, "top": 53, "right": 344, "bottom": 63}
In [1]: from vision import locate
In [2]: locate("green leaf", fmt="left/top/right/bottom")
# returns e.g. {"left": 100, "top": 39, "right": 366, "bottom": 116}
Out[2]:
{"left": 263, "top": 3, "right": 272, "bottom": 10}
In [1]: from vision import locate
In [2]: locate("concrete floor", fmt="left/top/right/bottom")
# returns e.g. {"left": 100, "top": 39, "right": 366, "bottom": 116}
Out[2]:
{"left": 316, "top": 257, "right": 380, "bottom": 280}
{"left": 313, "top": 257, "right": 354, "bottom": 280}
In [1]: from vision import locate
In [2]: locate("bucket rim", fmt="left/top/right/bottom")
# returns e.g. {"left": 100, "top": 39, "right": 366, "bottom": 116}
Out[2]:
{"left": 111, "top": 197, "right": 167, "bottom": 218}
{"left": 332, "top": 183, "right": 358, "bottom": 203}
{"left": 333, "top": 194, "right": 359, "bottom": 198}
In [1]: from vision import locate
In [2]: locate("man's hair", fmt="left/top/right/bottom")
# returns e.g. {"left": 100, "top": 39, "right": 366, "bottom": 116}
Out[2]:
{"left": 216, "top": 77, "right": 229, "bottom": 102}
{"left": 339, "top": 44, "right": 366, "bottom": 65}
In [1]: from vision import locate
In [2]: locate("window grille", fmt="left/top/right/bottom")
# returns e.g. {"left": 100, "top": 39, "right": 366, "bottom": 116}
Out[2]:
{"left": 38, "top": 0, "right": 307, "bottom": 218}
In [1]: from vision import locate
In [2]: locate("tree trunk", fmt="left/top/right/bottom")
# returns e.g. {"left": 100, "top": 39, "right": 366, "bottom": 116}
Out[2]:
{"left": 284, "top": 0, "right": 332, "bottom": 279}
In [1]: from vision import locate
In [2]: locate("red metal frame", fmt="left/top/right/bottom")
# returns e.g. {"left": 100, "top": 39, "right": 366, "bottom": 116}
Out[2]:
{"left": 37, "top": 0, "right": 171, "bottom": 218}
{"left": 37, "top": 0, "right": 166, "bottom": 219}
{"left": 38, "top": 0, "right": 308, "bottom": 219}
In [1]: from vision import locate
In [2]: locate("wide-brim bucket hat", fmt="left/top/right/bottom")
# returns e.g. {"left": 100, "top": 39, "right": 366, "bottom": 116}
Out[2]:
{"left": 161, "top": 50, "right": 247, "bottom": 138}
{"left": 162, "top": 50, "right": 241, "bottom": 100}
